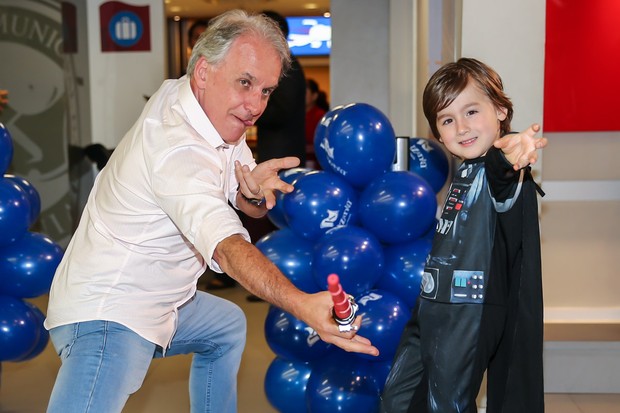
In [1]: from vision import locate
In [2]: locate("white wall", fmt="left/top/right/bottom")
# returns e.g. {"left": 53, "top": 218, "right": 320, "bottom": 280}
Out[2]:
{"left": 83, "top": 0, "right": 166, "bottom": 149}
{"left": 540, "top": 131, "right": 620, "bottom": 322}
{"left": 330, "top": 0, "right": 390, "bottom": 115}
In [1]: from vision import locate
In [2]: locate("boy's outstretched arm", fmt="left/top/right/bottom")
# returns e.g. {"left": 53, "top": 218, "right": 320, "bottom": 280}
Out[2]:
{"left": 494, "top": 123, "right": 548, "bottom": 170}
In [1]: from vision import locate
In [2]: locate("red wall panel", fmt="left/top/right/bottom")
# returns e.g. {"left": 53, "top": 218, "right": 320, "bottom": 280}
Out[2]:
{"left": 544, "top": 0, "right": 620, "bottom": 132}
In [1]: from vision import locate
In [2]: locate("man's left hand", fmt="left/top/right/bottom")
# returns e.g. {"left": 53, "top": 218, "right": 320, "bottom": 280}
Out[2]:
{"left": 235, "top": 156, "right": 300, "bottom": 209}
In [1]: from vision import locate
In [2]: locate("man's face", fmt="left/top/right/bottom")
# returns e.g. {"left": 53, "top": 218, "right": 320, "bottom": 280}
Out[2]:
{"left": 193, "top": 34, "right": 281, "bottom": 145}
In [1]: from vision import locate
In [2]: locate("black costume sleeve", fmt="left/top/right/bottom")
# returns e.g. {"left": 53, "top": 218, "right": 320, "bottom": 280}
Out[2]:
{"left": 485, "top": 146, "right": 521, "bottom": 202}
{"left": 485, "top": 147, "right": 545, "bottom": 413}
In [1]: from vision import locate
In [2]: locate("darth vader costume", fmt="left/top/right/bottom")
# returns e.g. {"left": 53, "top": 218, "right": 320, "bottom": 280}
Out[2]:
{"left": 380, "top": 146, "right": 545, "bottom": 413}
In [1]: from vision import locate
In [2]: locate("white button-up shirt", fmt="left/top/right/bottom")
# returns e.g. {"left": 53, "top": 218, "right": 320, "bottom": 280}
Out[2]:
{"left": 45, "top": 77, "right": 254, "bottom": 348}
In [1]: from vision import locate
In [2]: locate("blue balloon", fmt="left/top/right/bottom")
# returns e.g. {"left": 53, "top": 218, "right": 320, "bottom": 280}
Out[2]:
{"left": 12, "top": 301, "right": 49, "bottom": 362}
{"left": 306, "top": 349, "right": 383, "bottom": 413}
{"left": 267, "top": 167, "right": 313, "bottom": 229}
{"left": 264, "top": 305, "right": 332, "bottom": 362}
{"left": 0, "top": 295, "right": 40, "bottom": 362}
{"left": 4, "top": 174, "right": 41, "bottom": 226}
{"left": 359, "top": 171, "right": 437, "bottom": 244}
{"left": 369, "top": 360, "right": 393, "bottom": 394}
{"left": 0, "top": 232, "right": 64, "bottom": 298}
{"left": 256, "top": 228, "right": 320, "bottom": 293}
{"left": 421, "top": 218, "right": 438, "bottom": 241}
{"left": 0, "top": 123, "right": 13, "bottom": 175}
{"left": 0, "top": 178, "right": 31, "bottom": 246}
{"left": 283, "top": 170, "right": 358, "bottom": 241}
{"left": 408, "top": 137, "right": 450, "bottom": 193}
{"left": 314, "top": 105, "right": 344, "bottom": 171}
{"left": 375, "top": 238, "right": 432, "bottom": 308}
{"left": 314, "top": 102, "right": 396, "bottom": 188}
{"left": 354, "top": 289, "right": 412, "bottom": 362}
{"left": 264, "top": 356, "right": 312, "bottom": 413}
{"left": 313, "top": 225, "right": 384, "bottom": 297}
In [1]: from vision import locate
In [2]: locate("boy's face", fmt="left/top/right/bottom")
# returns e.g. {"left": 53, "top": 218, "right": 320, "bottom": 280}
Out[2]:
{"left": 435, "top": 82, "right": 507, "bottom": 160}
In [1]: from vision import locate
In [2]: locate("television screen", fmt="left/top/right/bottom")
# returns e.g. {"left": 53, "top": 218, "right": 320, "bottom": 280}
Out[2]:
{"left": 286, "top": 16, "right": 331, "bottom": 56}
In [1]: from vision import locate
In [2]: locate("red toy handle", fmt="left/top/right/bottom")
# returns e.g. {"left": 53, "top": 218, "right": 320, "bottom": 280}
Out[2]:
{"left": 328, "top": 273, "right": 352, "bottom": 320}
{"left": 327, "top": 274, "right": 358, "bottom": 332}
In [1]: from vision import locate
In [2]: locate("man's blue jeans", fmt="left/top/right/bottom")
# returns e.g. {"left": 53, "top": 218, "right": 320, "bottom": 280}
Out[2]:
{"left": 46, "top": 291, "right": 247, "bottom": 413}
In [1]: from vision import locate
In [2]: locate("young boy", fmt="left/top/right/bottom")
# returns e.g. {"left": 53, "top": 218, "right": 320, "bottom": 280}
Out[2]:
{"left": 380, "top": 58, "right": 547, "bottom": 413}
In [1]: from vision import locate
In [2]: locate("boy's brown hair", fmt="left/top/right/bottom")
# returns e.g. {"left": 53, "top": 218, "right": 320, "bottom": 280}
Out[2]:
{"left": 423, "top": 58, "right": 514, "bottom": 140}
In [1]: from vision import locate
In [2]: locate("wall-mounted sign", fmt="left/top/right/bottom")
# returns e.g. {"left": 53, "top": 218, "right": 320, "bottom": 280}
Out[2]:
{"left": 99, "top": 1, "right": 150, "bottom": 52}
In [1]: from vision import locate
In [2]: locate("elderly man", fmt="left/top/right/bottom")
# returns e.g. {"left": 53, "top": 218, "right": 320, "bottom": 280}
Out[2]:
{"left": 45, "top": 10, "right": 378, "bottom": 413}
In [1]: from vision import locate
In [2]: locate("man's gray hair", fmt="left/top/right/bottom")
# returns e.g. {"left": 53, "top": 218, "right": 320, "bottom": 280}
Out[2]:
{"left": 186, "top": 9, "right": 292, "bottom": 79}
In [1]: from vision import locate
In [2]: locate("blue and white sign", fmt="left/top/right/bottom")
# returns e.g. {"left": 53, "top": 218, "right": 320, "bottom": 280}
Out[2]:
{"left": 108, "top": 11, "right": 143, "bottom": 47}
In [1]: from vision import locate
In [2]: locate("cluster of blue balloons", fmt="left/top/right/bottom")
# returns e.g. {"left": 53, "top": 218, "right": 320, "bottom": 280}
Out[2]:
{"left": 0, "top": 123, "right": 64, "bottom": 363}
{"left": 260, "top": 103, "right": 450, "bottom": 412}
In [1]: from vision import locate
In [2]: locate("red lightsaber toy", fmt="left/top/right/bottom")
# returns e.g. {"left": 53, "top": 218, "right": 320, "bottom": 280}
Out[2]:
{"left": 327, "top": 273, "right": 358, "bottom": 332}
